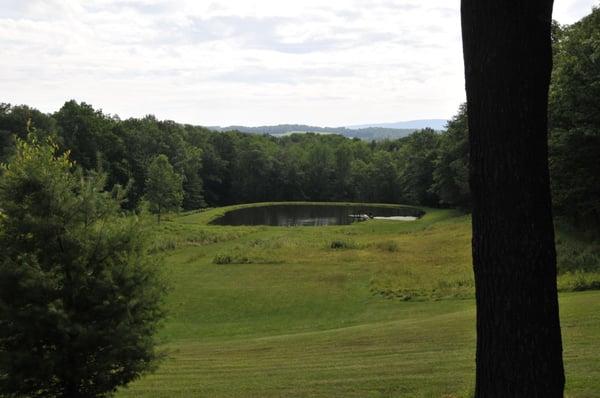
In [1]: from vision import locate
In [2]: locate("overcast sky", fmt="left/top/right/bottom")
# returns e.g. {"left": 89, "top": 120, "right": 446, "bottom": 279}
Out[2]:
{"left": 1, "top": 0, "right": 597, "bottom": 127}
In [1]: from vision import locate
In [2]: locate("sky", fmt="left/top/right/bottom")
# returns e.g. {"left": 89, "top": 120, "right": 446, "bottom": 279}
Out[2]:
{"left": 1, "top": 0, "right": 598, "bottom": 127}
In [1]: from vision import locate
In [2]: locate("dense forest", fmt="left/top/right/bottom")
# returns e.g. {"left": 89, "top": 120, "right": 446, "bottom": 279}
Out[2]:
{"left": 0, "top": 11, "right": 598, "bottom": 231}
{"left": 0, "top": 101, "right": 466, "bottom": 210}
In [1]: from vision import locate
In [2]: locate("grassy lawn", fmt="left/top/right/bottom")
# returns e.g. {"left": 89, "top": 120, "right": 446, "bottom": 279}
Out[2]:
{"left": 118, "top": 203, "right": 600, "bottom": 397}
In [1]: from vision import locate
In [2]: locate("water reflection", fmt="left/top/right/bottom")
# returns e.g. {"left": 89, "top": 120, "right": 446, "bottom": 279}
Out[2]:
{"left": 210, "top": 204, "right": 424, "bottom": 226}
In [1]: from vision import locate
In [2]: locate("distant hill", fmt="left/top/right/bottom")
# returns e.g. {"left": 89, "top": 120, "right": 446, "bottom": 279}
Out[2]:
{"left": 206, "top": 122, "right": 442, "bottom": 141}
{"left": 347, "top": 119, "right": 448, "bottom": 131}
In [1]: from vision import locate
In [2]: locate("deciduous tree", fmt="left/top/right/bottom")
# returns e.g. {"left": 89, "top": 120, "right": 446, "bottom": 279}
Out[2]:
{"left": 461, "top": 1, "right": 564, "bottom": 396}
{"left": 549, "top": 7, "right": 600, "bottom": 230}
{"left": 145, "top": 154, "right": 183, "bottom": 223}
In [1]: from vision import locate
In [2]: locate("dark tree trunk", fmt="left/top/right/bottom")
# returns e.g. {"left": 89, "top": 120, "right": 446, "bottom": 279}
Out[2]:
{"left": 461, "top": 1, "right": 565, "bottom": 397}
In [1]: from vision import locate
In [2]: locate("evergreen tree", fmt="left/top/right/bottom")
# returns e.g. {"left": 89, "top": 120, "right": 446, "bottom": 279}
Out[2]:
{"left": 0, "top": 138, "right": 166, "bottom": 398}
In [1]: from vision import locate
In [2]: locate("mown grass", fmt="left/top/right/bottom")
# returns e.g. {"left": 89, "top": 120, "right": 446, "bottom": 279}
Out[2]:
{"left": 118, "top": 203, "right": 600, "bottom": 397}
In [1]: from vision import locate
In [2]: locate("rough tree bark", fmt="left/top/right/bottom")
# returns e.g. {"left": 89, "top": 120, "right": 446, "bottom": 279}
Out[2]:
{"left": 461, "top": 1, "right": 565, "bottom": 397}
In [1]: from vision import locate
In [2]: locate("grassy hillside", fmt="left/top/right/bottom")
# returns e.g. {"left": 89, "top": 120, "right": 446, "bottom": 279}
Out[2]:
{"left": 118, "top": 204, "right": 600, "bottom": 397}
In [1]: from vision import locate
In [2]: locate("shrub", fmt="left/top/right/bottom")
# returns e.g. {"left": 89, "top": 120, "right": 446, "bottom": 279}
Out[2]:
{"left": 375, "top": 240, "right": 399, "bottom": 252}
{"left": 558, "top": 271, "right": 600, "bottom": 292}
{"left": 329, "top": 240, "right": 358, "bottom": 249}
{"left": 213, "top": 254, "right": 233, "bottom": 264}
{"left": 556, "top": 237, "right": 600, "bottom": 274}
{"left": 213, "top": 253, "right": 252, "bottom": 265}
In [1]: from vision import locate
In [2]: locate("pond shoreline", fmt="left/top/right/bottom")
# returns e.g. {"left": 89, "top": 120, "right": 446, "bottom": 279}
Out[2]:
{"left": 208, "top": 202, "right": 425, "bottom": 226}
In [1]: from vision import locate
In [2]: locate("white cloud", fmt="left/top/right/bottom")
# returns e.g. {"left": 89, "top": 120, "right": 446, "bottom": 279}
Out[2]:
{"left": 0, "top": 0, "right": 597, "bottom": 126}
{"left": 554, "top": 0, "right": 598, "bottom": 24}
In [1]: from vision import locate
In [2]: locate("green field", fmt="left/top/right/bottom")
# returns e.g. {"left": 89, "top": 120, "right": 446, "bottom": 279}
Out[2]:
{"left": 118, "top": 203, "right": 600, "bottom": 397}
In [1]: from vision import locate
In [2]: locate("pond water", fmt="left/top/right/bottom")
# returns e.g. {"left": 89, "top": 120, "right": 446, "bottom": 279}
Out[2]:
{"left": 210, "top": 204, "right": 424, "bottom": 226}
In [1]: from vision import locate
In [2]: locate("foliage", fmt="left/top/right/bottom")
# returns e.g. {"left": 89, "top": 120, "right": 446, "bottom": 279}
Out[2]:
{"left": 549, "top": 8, "right": 600, "bottom": 230}
{"left": 396, "top": 128, "right": 440, "bottom": 206}
{"left": 145, "top": 154, "right": 184, "bottom": 222}
{"left": 213, "top": 253, "right": 233, "bottom": 264}
{"left": 212, "top": 252, "right": 251, "bottom": 265}
{"left": 0, "top": 138, "right": 166, "bottom": 397}
{"left": 430, "top": 104, "right": 470, "bottom": 209}
{"left": 54, "top": 100, "right": 119, "bottom": 171}
{"left": 0, "top": 101, "right": 444, "bottom": 210}
{"left": 557, "top": 271, "right": 600, "bottom": 291}
{"left": 0, "top": 103, "right": 56, "bottom": 163}
{"left": 329, "top": 239, "right": 359, "bottom": 250}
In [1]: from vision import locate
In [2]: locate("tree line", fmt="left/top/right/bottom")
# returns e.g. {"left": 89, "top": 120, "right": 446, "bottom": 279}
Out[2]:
{"left": 0, "top": 100, "right": 465, "bottom": 210}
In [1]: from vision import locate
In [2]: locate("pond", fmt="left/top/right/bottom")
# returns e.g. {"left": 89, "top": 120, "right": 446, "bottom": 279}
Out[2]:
{"left": 209, "top": 203, "right": 424, "bottom": 227}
